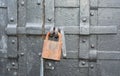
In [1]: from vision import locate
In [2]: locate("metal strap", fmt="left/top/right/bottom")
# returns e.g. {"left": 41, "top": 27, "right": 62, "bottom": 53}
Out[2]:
{"left": 79, "top": 0, "right": 90, "bottom": 59}
{"left": 6, "top": 26, "right": 117, "bottom": 35}
{"left": 7, "top": 0, "right": 17, "bottom": 58}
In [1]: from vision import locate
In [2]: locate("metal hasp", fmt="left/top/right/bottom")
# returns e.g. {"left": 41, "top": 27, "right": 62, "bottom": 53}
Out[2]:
{"left": 61, "top": 29, "right": 67, "bottom": 58}
{"left": 5, "top": 26, "right": 117, "bottom": 35}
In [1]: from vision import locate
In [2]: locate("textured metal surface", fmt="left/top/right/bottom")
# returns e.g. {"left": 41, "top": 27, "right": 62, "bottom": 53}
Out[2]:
{"left": 18, "top": 0, "right": 27, "bottom": 76}
{"left": 0, "top": 0, "right": 120, "bottom": 76}
{"left": 55, "top": 0, "right": 79, "bottom": 7}
{"left": 7, "top": 37, "right": 17, "bottom": 58}
{"left": 79, "top": 0, "right": 90, "bottom": 59}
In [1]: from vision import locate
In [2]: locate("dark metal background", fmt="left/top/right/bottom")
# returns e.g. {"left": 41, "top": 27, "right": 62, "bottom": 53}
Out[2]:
{"left": 0, "top": 0, "right": 120, "bottom": 76}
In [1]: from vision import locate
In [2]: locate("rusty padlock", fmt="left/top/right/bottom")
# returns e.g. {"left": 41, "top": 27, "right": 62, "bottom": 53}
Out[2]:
{"left": 42, "top": 32, "right": 62, "bottom": 61}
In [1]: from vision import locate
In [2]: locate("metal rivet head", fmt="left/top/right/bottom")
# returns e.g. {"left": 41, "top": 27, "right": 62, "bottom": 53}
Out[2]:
{"left": 82, "top": 17, "right": 87, "bottom": 22}
{"left": 90, "top": 12, "right": 94, "bottom": 16}
{"left": 48, "top": 18, "right": 52, "bottom": 22}
{"left": 82, "top": 39, "right": 86, "bottom": 43}
{"left": 48, "top": 63, "right": 52, "bottom": 66}
{"left": 51, "top": 67, "right": 54, "bottom": 70}
{"left": 81, "top": 61, "right": 86, "bottom": 65}
{"left": 38, "top": 53, "right": 41, "bottom": 56}
{"left": 10, "top": 18, "right": 14, "bottom": 22}
{"left": 91, "top": 44, "right": 95, "bottom": 48}
{"left": 21, "top": 1, "right": 24, "bottom": 6}
{"left": 12, "top": 40, "right": 15, "bottom": 44}
{"left": 7, "top": 68, "right": 10, "bottom": 71}
{"left": 12, "top": 62, "right": 15, "bottom": 66}
{"left": 90, "top": 65, "right": 94, "bottom": 69}
{"left": 20, "top": 53, "right": 24, "bottom": 56}
{"left": 37, "top": 2, "right": 41, "bottom": 5}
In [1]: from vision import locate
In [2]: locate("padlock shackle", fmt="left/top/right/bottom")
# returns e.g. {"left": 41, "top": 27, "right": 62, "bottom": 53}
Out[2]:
{"left": 45, "top": 32, "right": 62, "bottom": 42}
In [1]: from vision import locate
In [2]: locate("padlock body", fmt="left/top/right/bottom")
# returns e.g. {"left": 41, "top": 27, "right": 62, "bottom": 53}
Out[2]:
{"left": 42, "top": 40, "right": 62, "bottom": 60}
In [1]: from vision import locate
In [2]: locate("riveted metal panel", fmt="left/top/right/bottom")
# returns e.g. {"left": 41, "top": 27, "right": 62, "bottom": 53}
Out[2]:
{"left": 0, "top": 0, "right": 119, "bottom": 76}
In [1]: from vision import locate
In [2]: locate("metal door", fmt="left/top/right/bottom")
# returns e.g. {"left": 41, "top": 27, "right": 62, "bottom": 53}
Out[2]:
{"left": 0, "top": 0, "right": 120, "bottom": 76}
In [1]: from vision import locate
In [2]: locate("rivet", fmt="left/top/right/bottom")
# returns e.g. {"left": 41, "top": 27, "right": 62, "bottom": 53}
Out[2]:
{"left": 38, "top": 53, "right": 41, "bottom": 56}
{"left": 13, "top": 72, "right": 17, "bottom": 76}
{"left": 90, "top": 12, "right": 94, "bottom": 16}
{"left": 10, "top": 18, "right": 14, "bottom": 22}
{"left": 48, "top": 63, "right": 52, "bottom": 66}
{"left": 90, "top": 64, "right": 94, "bottom": 69}
{"left": 12, "top": 40, "right": 15, "bottom": 44}
{"left": 20, "top": 53, "right": 24, "bottom": 56}
{"left": 12, "top": 62, "right": 15, "bottom": 66}
{"left": 21, "top": 1, "right": 24, "bottom": 6}
{"left": 37, "top": 2, "right": 41, "bottom": 5}
{"left": 91, "top": 44, "right": 95, "bottom": 48}
{"left": 7, "top": 68, "right": 10, "bottom": 71}
{"left": 82, "top": 39, "right": 86, "bottom": 43}
{"left": 81, "top": 61, "right": 86, "bottom": 65}
{"left": 82, "top": 17, "right": 87, "bottom": 22}
{"left": 48, "top": 18, "right": 52, "bottom": 22}
{"left": 51, "top": 67, "right": 54, "bottom": 70}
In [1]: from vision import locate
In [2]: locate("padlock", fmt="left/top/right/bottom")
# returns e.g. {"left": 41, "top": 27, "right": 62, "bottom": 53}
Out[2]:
{"left": 42, "top": 32, "right": 62, "bottom": 61}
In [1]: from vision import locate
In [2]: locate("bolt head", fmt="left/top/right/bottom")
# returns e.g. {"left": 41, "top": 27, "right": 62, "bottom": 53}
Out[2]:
{"left": 82, "top": 17, "right": 87, "bottom": 22}
{"left": 12, "top": 40, "right": 15, "bottom": 44}
{"left": 48, "top": 18, "right": 52, "bottom": 22}
{"left": 38, "top": 53, "right": 41, "bottom": 56}
{"left": 90, "top": 65, "right": 94, "bottom": 69}
{"left": 20, "top": 53, "right": 24, "bottom": 56}
{"left": 90, "top": 12, "right": 94, "bottom": 16}
{"left": 81, "top": 61, "right": 86, "bottom": 65}
{"left": 10, "top": 18, "right": 14, "bottom": 22}
{"left": 48, "top": 63, "right": 52, "bottom": 66}
{"left": 12, "top": 62, "right": 15, "bottom": 66}
{"left": 82, "top": 39, "right": 86, "bottom": 43}
{"left": 37, "top": 2, "right": 41, "bottom": 5}
{"left": 91, "top": 44, "right": 95, "bottom": 48}
{"left": 51, "top": 67, "right": 54, "bottom": 70}
{"left": 7, "top": 68, "right": 10, "bottom": 71}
